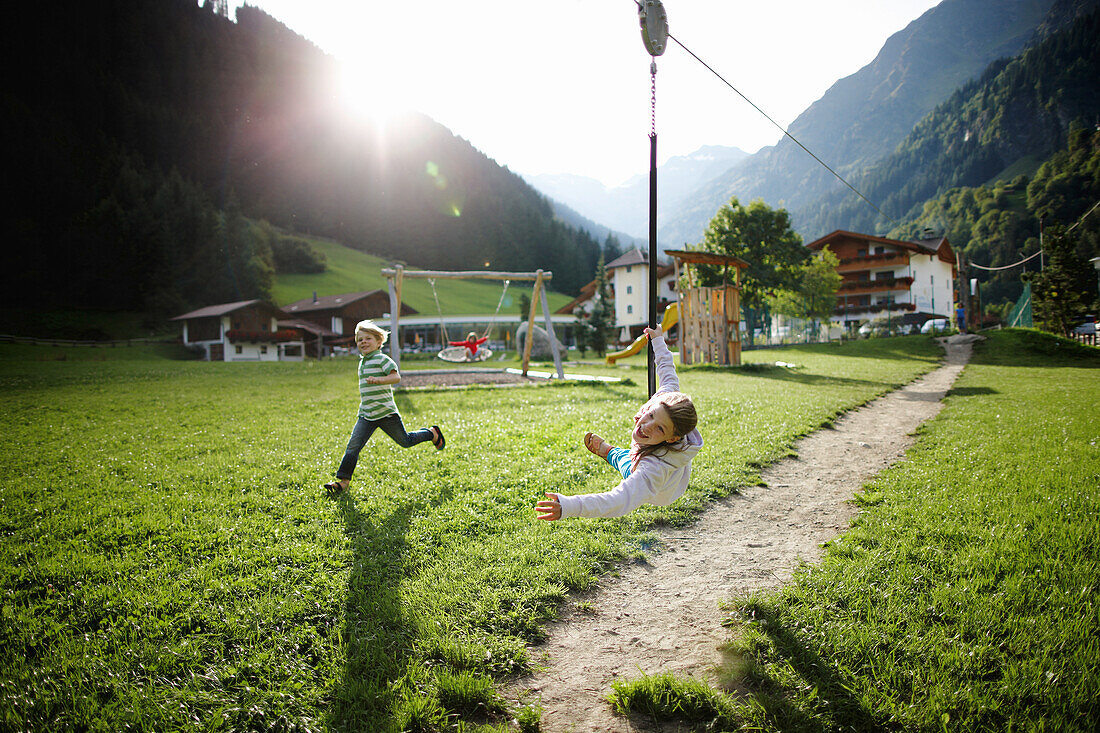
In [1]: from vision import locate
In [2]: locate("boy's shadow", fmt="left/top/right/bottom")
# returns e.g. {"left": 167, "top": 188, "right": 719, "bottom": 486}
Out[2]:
{"left": 325, "top": 481, "right": 454, "bottom": 729}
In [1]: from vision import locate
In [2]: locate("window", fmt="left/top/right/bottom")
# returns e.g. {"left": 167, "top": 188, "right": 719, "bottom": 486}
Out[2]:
{"left": 626, "top": 266, "right": 632, "bottom": 273}
{"left": 626, "top": 285, "right": 633, "bottom": 294}
{"left": 627, "top": 304, "right": 633, "bottom": 314}
{"left": 857, "top": 249, "right": 867, "bottom": 257}
{"left": 234, "top": 345, "right": 243, "bottom": 355}
{"left": 260, "top": 345, "right": 268, "bottom": 355}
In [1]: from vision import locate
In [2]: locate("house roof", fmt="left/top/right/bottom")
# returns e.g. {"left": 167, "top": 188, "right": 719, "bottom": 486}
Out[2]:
{"left": 606, "top": 248, "right": 652, "bottom": 269}
{"left": 172, "top": 299, "right": 286, "bottom": 321}
{"left": 277, "top": 319, "right": 339, "bottom": 338}
{"left": 283, "top": 290, "right": 385, "bottom": 313}
{"left": 555, "top": 280, "right": 599, "bottom": 315}
{"left": 806, "top": 230, "right": 954, "bottom": 264}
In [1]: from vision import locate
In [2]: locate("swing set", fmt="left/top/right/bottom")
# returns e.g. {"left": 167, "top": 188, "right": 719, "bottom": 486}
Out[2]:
{"left": 381, "top": 265, "right": 565, "bottom": 379}
{"left": 429, "top": 276, "right": 509, "bottom": 363}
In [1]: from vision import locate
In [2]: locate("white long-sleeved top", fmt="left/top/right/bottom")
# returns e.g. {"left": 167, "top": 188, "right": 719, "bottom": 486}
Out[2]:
{"left": 557, "top": 335, "right": 703, "bottom": 519}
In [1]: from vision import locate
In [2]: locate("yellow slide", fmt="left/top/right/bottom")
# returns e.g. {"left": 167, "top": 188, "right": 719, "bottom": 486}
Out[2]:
{"left": 605, "top": 302, "right": 679, "bottom": 365}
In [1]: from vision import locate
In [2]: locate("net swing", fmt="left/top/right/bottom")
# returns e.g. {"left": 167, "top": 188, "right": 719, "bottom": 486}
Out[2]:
{"left": 429, "top": 277, "right": 511, "bottom": 363}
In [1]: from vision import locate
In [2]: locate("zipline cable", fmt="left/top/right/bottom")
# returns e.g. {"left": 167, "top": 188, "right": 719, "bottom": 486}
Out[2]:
{"left": 664, "top": 31, "right": 901, "bottom": 229}
{"left": 629, "top": 0, "right": 898, "bottom": 225}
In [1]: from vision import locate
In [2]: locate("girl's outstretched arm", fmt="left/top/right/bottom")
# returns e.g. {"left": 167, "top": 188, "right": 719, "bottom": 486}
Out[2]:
{"left": 535, "top": 492, "right": 562, "bottom": 521}
{"left": 645, "top": 328, "right": 680, "bottom": 394}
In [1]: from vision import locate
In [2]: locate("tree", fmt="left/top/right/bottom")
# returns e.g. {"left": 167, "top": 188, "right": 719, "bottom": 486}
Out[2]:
{"left": 573, "top": 316, "right": 589, "bottom": 357}
{"left": 769, "top": 246, "right": 842, "bottom": 340}
{"left": 1026, "top": 223, "right": 1093, "bottom": 336}
{"left": 603, "top": 233, "right": 623, "bottom": 263}
{"left": 695, "top": 197, "right": 809, "bottom": 344}
{"left": 586, "top": 254, "right": 616, "bottom": 356}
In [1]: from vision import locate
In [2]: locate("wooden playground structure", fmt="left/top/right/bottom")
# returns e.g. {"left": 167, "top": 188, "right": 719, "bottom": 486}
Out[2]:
{"left": 665, "top": 250, "right": 748, "bottom": 366}
{"left": 381, "top": 265, "right": 564, "bottom": 378}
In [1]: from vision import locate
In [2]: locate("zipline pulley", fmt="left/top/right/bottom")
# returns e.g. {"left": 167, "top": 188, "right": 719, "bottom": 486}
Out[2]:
{"left": 638, "top": 0, "right": 668, "bottom": 57}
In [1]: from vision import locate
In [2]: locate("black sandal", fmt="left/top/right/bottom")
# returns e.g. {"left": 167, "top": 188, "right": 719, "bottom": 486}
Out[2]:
{"left": 323, "top": 480, "right": 346, "bottom": 494}
{"left": 431, "top": 425, "right": 446, "bottom": 450}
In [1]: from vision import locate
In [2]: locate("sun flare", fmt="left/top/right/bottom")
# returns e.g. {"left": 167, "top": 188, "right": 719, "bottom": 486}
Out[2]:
{"left": 334, "top": 57, "right": 411, "bottom": 126}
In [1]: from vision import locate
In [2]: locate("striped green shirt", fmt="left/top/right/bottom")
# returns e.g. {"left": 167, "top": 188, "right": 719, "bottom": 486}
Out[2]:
{"left": 357, "top": 350, "right": 399, "bottom": 420}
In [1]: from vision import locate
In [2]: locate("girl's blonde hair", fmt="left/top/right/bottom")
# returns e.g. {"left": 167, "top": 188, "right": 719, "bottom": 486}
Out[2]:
{"left": 354, "top": 320, "right": 388, "bottom": 345}
{"left": 632, "top": 391, "right": 697, "bottom": 466}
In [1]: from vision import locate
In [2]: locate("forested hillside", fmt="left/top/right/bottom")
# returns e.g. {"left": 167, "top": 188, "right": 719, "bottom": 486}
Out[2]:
{"left": 801, "top": 5, "right": 1100, "bottom": 238}
{"left": 2, "top": 0, "right": 601, "bottom": 318}
{"left": 888, "top": 125, "right": 1100, "bottom": 310}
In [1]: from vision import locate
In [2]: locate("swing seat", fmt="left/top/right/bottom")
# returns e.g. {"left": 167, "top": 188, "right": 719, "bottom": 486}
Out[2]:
{"left": 437, "top": 346, "right": 493, "bottom": 363}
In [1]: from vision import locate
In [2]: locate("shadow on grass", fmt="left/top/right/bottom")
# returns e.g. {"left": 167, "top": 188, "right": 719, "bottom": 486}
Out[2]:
{"left": 720, "top": 366, "right": 895, "bottom": 389}
{"left": 946, "top": 386, "right": 999, "bottom": 397}
{"left": 326, "top": 491, "right": 414, "bottom": 730}
{"left": 324, "top": 479, "right": 452, "bottom": 731}
{"left": 740, "top": 603, "right": 886, "bottom": 732}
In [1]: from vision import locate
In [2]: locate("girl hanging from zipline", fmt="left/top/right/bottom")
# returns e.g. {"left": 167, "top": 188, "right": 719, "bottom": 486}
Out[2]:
{"left": 534, "top": 324, "right": 702, "bottom": 520}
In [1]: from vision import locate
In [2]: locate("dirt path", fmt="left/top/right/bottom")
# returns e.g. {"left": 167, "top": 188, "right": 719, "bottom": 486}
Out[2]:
{"left": 507, "top": 335, "right": 980, "bottom": 732}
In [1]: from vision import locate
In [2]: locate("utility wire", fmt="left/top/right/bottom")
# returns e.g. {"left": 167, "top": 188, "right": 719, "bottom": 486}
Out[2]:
{"left": 969, "top": 197, "right": 1099, "bottom": 270}
{"left": 969, "top": 249, "right": 1044, "bottom": 272}
{"left": 1067, "top": 197, "right": 1100, "bottom": 232}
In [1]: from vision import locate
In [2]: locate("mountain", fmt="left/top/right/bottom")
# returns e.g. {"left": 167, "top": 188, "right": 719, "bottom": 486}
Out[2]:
{"left": 2, "top": 0, "right": 603, "bottom": 315}
{"left": 525, "top": 145, "right": 748, "bottom": 242}
{"left": 802, "top": 3, "right": 1100, "bottom": 239}
{"left": 659, "top": 0, "right": 1060, "bottom": 247}
{"left": 542, "top": 200, "right": 645, "bottom": 252}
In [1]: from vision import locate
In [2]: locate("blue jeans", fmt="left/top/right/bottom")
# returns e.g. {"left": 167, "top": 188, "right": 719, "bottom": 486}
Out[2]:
{"left": 606, "top": 446, "right": 633, "bottom": 479}
{"left": 336, "top": 414, "right": 434, "bottom": 480}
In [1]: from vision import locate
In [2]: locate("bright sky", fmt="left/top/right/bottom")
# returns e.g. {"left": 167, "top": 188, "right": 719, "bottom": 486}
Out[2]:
{"left": 233, "top": 0, "right": 942, "bottom": 187}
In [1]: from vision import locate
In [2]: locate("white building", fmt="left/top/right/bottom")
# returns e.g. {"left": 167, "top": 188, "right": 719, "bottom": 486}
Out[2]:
{"left": 806, "top": 230, "right": 958, "bottom": 331}
{"left": 605, "top": 249, "right": 677, "bottom": 342}
{"left": 172, "top": 299, "right": 305, "bottom": 362}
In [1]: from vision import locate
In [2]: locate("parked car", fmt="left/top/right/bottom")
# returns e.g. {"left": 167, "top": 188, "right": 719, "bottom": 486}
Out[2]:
{"left": 1073, "top": 315, "right": 1096, "bottom": 335}
{"left": 858, "top": 321, "right": 888, "bottom": 336}
{"left": 920, "top": 318, "right": 948, "bottom": 334}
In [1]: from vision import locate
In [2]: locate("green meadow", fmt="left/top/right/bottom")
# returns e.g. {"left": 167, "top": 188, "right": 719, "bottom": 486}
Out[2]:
{"left": 270, "top": 236, "right": 572, "bottom": 316}
{"left": 1, "top": 331, "right": 1096, "bottom": 731}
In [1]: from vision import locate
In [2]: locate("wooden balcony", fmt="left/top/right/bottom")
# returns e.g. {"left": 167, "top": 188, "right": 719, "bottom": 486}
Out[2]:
{"left": 838, "top": 276, "right": 914, "bottom": 295}
{"left": 837, "top": 252, "right": 909, "bottom": 273}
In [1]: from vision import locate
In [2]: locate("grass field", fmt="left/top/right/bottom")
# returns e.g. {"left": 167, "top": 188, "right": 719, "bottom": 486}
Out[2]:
{"left": 609, "top": 330, "right": 1100, "bottom": 731}
{"left": 3, "top": 331, "right": 1094, "bottom": 731}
